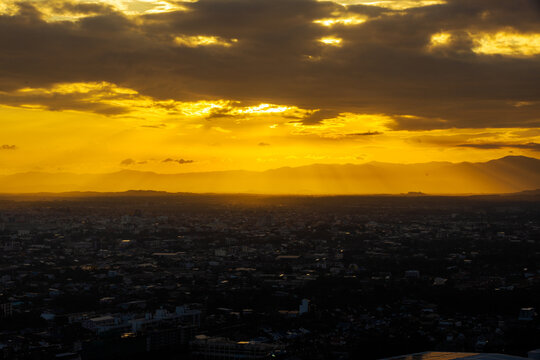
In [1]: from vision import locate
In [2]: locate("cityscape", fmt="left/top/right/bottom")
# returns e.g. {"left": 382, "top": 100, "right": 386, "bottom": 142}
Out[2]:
{"left": 0, "top": 193, "right": 539, "bottom": 359}
{"left": 1, "top": 0, "right": 540, "bottom": 358}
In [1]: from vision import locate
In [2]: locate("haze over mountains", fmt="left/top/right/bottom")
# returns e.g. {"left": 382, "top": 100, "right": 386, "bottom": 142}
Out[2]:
{"left": 1, "top": 156, "right": 539, "bottom": 195}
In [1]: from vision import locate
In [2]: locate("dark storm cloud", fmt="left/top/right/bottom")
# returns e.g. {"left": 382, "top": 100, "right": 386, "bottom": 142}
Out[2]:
{"left": 0, "top": 0, "right": 539, "bottom": 129}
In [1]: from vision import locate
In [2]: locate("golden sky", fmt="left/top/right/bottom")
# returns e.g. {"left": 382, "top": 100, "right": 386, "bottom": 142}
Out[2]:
{"left": 0, "top": 0, "right": 539, "bottom": 176}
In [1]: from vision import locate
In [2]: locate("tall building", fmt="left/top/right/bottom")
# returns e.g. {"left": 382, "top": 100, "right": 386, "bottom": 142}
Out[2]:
{"left": 0, "top": 302, "right": 13, "bottom": 318}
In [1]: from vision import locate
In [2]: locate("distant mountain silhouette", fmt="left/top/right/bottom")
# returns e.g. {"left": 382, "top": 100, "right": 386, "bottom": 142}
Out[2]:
{"left": 0, "top": 156, "right": 538, "bottom": 194}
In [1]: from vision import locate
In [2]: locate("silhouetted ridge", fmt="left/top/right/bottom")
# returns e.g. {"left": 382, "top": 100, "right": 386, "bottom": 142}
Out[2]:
{"left": 0, "top": 156, "right": 538, "bottom": 194}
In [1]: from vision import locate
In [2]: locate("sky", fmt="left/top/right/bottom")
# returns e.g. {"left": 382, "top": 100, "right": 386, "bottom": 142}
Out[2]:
{"left": 0, "top": 0, "right": 539, "bottom": 175}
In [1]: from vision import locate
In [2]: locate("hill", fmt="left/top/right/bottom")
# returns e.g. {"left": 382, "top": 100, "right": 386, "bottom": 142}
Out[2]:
{"left": 0, "top": 156, "right": 538, "bottom": 195}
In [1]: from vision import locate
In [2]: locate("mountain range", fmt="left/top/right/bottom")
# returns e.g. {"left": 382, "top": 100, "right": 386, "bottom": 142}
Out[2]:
{"left": 0, "top": 156, "right": 539, "bottom": 195}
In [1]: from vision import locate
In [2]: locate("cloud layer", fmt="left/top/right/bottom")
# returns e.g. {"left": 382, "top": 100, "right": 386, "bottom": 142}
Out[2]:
{"left": 0, "top": 0, "right": 538, "bottom": 130}
{"left": 0, "top": 144, "right": 17, "bottom": 150}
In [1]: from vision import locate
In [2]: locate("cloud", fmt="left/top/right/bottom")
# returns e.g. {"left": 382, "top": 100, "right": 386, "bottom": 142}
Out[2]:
{"left": 457, "top": 142, "right": 540, "bottom": 151}
{"left": 301, "top": 110, "right": 342, "bottom": 125}
{"left": 141, "top": 124, "right": 166, "bottom": 128}
{"left": 120, "top": 158, "right": 150, "bottom": 166}
{"left": 0, "top": 82, "right": 311, "bottom": 120}
{"left": 0, "top": 82, "right": 135, "bottom": 115}
{"left": 0, "top": 0, "right": 539, "bottom": 130}
{"left": 0, "top": 144, "right": 17, "bottom": 150}
{"left": 348, "top": 131, "right": 383, "bottom": 136}
{"left": 120, "top": 158, "right": 136, "bottom": 165}
{"left": 162, "top": 158, "right": 194, "bottom": 164}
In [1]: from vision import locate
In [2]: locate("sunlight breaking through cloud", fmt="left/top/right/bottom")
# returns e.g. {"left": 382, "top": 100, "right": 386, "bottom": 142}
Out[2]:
{"left": 3, "top": 82, "right": 310, "bottom": 120}
{"left": 314, "top": 16, "right": 366, "bottom": 27}
{"left": 0, "top": 0, "right": 191, "bottom": 22}
{"left": 429, "top": 32, "right": 451, "bottom": 48}
{"left": 174, "top": 35, "right": 238, "bottom": 48}
{"left": 470, "top": 31, "right": 540, "bottom": 57}
{"left": 321, "top": 0, "right": 446, "bottom": 10}
{"left": 319, "top": 37, "right": 343, "bottom": 46}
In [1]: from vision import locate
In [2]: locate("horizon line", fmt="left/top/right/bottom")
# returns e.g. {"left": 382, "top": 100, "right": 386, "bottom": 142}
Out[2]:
{"left": 0, "top": 189, "right": 538, "bottom": 198}
{"left": 0, "top": 154, "right": 537, "bottom": 177}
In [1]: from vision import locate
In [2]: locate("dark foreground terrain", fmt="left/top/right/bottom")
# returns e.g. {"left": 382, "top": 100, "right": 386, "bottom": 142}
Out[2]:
{"left": 0, "top": 192, "right": 539, "bottom": 359}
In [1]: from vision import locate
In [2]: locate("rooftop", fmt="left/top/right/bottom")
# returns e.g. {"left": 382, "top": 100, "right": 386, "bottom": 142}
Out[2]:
{"left": 383, "top": 353, "right": 527, "bottom": 360}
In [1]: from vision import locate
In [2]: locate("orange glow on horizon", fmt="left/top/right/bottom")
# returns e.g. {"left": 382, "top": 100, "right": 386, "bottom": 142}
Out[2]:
{"left": 0, "top": 0, "right": 539, "bottom": 195}
{"left": 0, "top": 81, "right": 538, "bottom": 191}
